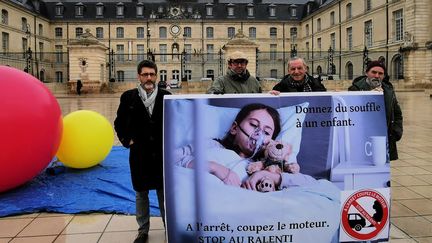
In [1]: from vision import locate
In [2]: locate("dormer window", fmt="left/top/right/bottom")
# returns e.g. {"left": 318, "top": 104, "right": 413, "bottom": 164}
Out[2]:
{"left": 55, "top": 3, "right": 64, "bottom": 17}
{"left": 187, "top": 6, "right": 193, "bottom": 14}
{"left": 158, "top": 6, "right": 164, "bottom": 13}
{"left": 290, "top": 5, "right": 297, "bottom": 17}
{"left": 75, "top": 2, "right": 84, "bottom": 17}
{"left": 247, "top": 3, "right": 254, "bottom": 17}
{"left": 96, "top": 3, "right": 104, "bottom": 17}
{"left": 206, "top": 3, "right": 213, "bottom": 16}
{"left": 227, "top": 3, "right": 235, "bottom": 17}
{"left": 150, "top": 10, "right": 156, "bottom": 19}
{"left": 136, "top": 2, "right": 144, "bottom": 17}
{"left": 116, "top": 3, "right": 124, "bottom": 17}
{"left": 269, "top": 4, "right": 276, "bottom": 17}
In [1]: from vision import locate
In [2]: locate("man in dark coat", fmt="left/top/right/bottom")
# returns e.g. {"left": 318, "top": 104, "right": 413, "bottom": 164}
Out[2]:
{"left": 348, "top": 60, "right": 403, "bottom": 161}
{"left": 271, "top": 57, "right": 326, "bottom": 93}
{"left": 114, "top": 59, "right": 171, "bottom": 243}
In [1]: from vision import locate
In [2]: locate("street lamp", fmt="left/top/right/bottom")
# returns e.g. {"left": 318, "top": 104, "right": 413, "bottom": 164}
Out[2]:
{"left": 290, "top": 33, "right": 297, "bottom": 58}
{"left": 24, "top": 24, "right": 33, "bottom": 75}
{"left": 327, "top": 46, "right": 334, "bottom": 75}
{"left": 146, "top": 27, "right": 154, "bottom": 61}
{"left": 181, "top": 33, "right": 187, "bottom": 81}
{"left": 362, "top": 45, "right": 369, "bottom": 73}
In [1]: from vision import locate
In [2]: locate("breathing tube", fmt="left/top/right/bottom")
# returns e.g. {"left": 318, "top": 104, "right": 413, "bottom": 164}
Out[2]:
{"left": 238, "top": 126, "right": 265, "bottom": 159}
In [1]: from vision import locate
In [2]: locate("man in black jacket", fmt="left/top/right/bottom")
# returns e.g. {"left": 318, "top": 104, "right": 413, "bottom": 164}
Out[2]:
{"left": 272, "top": 57, "right": 326, "bottom": 93}
{"left": 114, "top": 60, "right": 171, "bottom": 243}
{"left": 348, "top": 60, "right": 403, "bottom": 161}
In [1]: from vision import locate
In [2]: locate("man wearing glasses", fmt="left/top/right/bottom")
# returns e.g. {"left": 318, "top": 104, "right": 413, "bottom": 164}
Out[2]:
{"left": 207, "top": 51, "right": 261, "bottom": 94}
{"left": 114, "top": 59, "right": 171, "bottom": 243}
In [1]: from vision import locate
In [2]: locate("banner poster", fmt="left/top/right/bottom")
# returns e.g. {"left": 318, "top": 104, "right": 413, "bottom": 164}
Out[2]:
{"left": 163, "top": 91, "right": 391, "bottom": 243}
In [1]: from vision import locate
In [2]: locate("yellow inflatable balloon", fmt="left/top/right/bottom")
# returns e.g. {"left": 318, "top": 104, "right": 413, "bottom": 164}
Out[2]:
{"left": 56, "top": 110, "right": 114, "bottom": 169}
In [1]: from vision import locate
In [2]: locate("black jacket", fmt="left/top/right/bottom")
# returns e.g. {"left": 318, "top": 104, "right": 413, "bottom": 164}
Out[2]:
{"left": 114, "top": 88, "right": 171, "bottom": 191}
{"left": 272, "top": 74, "right": 327, "bottom": 92}
{"left": 348, "top": 76, "right": 403, "bottom": 160}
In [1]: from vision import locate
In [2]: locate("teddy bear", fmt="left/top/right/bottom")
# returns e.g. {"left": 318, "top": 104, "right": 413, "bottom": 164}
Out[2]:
{"left": 246, "top": 140, "right": 300, "bottom": 192}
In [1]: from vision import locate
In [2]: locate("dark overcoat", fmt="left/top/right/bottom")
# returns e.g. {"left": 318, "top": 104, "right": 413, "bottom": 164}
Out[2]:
{"left": 114, "top": 88, "right": 171, "bottom": 191}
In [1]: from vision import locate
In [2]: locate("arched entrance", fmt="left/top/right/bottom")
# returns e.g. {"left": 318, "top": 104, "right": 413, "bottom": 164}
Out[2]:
{"left": 391, "top": 54, "right": 403, "bottom": 80}
{"left": 345, "top": 62, "right": 353, "bottom": 80}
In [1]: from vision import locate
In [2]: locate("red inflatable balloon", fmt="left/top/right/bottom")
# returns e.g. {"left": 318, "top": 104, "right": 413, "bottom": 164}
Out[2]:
{"left": 0, "top": 66, "right": 63, "bottom": 193}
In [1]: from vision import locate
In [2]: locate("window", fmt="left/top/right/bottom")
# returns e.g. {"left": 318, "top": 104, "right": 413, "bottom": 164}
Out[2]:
{"left": 116, "top": 3, "right": 124, "bottom": 17}
{"left": 55, "top": 3, "right": 64, "bottom": 16}
{"left": 249, "top": 27, "right": 256, "bottom": 39}
{"left": 38, "top": 24, "right": 43, "bottom": 36}
{"left": 172, "top": 70, "right": 180, "bottom": 81}
{"left": 75, "top": 27, "right": 83, "bottom": 38}
{"left": 306, "top": 42, "right": 310, "bottom": 59}
{"left": 116, "top": 27, "right": 124, "bottom": 38}
{"left": 317, "top": 18, "right": 321, "bottom": 31}
{"left": 55, "top": 71, "right": 63, "bottom": 83}
{"left": 206, "top": 4, "right": 213, "bottom": 16}
{"left": 364, "top": 20, "right": 373, "bottom": 47}
{"left": 330, "top": 33, "right": 336, "bottom": 50}
{"left": 159, "top": 27, "right": 167, "bottom": 39}
{"left": 247, "top": 4, "right": 254, "bottom": 17}
{"left": 185, "top": 70, "right": 192, "bottom": 81}
{"left": 184, "top": 27, "right": 192, "bottom": 38}
{"left": 21, "top": 38, "right": 27, "bottom": 58}
{"left": 39, "top": 42, "right": 43, "bottom": 60}
{"left": 159, "top": 44, "right": 167, "bottom": 62}
{"left": 227, "top": 4, "right": 235, "bottom": 17}
{"left": 117, "top": 70, "right": 124, "bottom": 81}
{"left": 270, "top": 44, "right": 277, "bottom": 60}
{"left": 228, "top": 27, "right": 235, "bottom": 39}
{"left": 305, "top": 24, "right": 309, "bottom": 36}
{"left": 346, "top": 27, "right": 353, "bottom": 50}
{"left": 365, "top": 0, "right": 372, "bottom": 12}
{"left": 116, "top": 44, "right": 124, "bottom": 62}
{"left": 270, "top": 27, "right": 277, "bottom": 39}
{"left": 55, "top": 45, "right": 63, "bottom": 63}
{"left": 291, "top": 6, "right": 297, "bottom": 17}
{"left": 184, "top": 44, "right": 192, "bottom": 61}
{"left": 330, "top": 11, "right": 335, "bottom": 26}
{"left": 137, "top": 44, "right": 145, "bottom": 61}
{"left": 271, "top": 69, "right": 278, "bottom": 78}
{"left": 206, "top": 27, "right": 214, "bottom": 38}
{"left": 96, "top": 3, "right": 104, "bottom": 17}
{"left": 269, "top": 4, "right": 276, "bottom": 17}
{"left": 207, "top": 44, "right": 214, "bottom": 61}
{"left": 22, "top": 18, "right": 27, "bottom": 31}
{"left": 137, "top": 27, "right": 144, "bottom": 39}
{"left": 2, "top": 32, "right": 9, "bottom": 54}
{"left": 159, "top": 70, "right": 167, "bottom": 82}
{"left": 346, "top": 3, "right": 352, "bottom": 20}
{"left": 317, "top": 38, "right": 322, "bottom": 57}
{"left": 1, "top": 10, "right": 8, "bottom": 25}
{"left": 290, "top": 27, "right": 297, "bottom": 41}
{"left": 75, "top": 3, "right": 84, "bottom": 17}
{"left": 394, "top": 9, "right": 403, "bottom": 41}
{"left": 136, "top": 3, "right": 144, "bottom": 17}
{"left": 346, "top": 62, "right": 354, "bottom": 80}
{"left": 96, "top": 27, "right": 103, "bottom": 39}
{"left": 55, "top": 27, "right": 62, "bottom": 38}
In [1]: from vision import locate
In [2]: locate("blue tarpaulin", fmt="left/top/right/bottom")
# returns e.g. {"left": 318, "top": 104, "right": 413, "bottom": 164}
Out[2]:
{"left": 0, "top": 146, "right": 160, "bottom": 217}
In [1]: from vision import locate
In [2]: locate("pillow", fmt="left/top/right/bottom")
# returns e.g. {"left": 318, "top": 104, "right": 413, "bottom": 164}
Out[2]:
{"left": 168, "top": 99, "right": 309, "bottom": 163}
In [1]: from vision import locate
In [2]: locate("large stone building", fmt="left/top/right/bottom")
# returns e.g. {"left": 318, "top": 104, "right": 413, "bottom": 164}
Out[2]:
{"left": 0, "top": 0, "right": 431, "bottom": 88}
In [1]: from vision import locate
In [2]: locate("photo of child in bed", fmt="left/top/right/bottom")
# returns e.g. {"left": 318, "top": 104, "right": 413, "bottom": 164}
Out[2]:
{"left": 174, "top": 103, "right": 317, "bottom": 192}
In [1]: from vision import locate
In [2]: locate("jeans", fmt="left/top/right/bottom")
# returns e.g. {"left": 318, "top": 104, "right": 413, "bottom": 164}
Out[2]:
{"left": 136, "top": 189, "right": 165, "bottom": 234}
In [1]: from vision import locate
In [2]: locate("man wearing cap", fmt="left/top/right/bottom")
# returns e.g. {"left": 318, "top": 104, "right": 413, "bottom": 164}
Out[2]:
{"left": 207, "top": 51, "right": 261, "bottom": 94}
{"left": 271, "top": 57, "right": 326, "bottom": 93}
{"left": 348, "top": 60, "right": 403, "bottom": 161}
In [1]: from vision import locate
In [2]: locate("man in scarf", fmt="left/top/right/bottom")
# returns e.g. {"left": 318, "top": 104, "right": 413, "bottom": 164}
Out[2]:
{"left": 207, "top": 51, "right": 261, "bottom": 94}
{"left": 271, "top": 57, "right": 326, "bottom": 93}
{"left": 348, "top": 60, "right": 403, "bottom": 162}
{"left": 114, "top": 59, "right": 171, "bottom": 243}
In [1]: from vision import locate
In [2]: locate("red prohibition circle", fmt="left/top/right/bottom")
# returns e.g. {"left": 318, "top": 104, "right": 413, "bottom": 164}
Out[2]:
{"left": 341, "top": 189, "right": 389, "bottom": 241}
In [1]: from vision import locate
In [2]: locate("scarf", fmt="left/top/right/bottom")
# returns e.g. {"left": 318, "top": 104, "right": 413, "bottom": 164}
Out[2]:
{"left": 287, "top": 75, "right": 312, "bottom": 92}
{"left": 137, "top": 84, "right": 158, "bottom": 116}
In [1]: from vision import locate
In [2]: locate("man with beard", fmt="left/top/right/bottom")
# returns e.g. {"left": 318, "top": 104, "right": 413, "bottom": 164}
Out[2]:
{"left": 348, "top": 60, "right": 403, "bottom": 162}
{"left": 114, "top": 59, "right": 171, "bottom": 243}
{"left": 207, "top": 51, "right": 261, "bottom": 94}
{"left": 271, "top": 57, "right": 326, "bottom": 93}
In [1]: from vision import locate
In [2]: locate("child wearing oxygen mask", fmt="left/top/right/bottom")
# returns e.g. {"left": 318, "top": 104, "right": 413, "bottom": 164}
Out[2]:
{"left": 174, "top": 103, "right": 305, "bottom": 189}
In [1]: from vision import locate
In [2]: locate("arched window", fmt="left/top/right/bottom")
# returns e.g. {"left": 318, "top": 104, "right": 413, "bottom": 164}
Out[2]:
{"left": 249, "top": 27, "right": 256, "bottom": 39}
{"left": 317, "top": 66, "right": 322, "bottom": 75}
{"left": 1, "top": 10, "right": 8, "bottom": 25}
{"left": 346, "top": 62, "right": 354, "bottom": 80}
{"left": 228, "top": 27, "right": 235, "bottom": 38}
{"left": 392, "top": 55, "right": 403, "bottom": 79}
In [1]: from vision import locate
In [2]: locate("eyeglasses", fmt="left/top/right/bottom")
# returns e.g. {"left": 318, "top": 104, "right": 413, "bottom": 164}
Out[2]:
{"left": 139, "top": 72, "right": 156, "bottom": 77}
{"left": 231, "top": 60, "right": 248, "bottom": 65}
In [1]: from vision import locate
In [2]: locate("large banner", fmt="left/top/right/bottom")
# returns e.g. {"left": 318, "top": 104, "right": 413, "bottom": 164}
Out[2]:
{"left": 163, "top": 92, "right": 391, "bottom": 243}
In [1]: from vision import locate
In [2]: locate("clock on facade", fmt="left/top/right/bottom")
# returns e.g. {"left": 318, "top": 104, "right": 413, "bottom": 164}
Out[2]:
{"left": 170, "top": 24, "right": 181, "bottom": 36}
